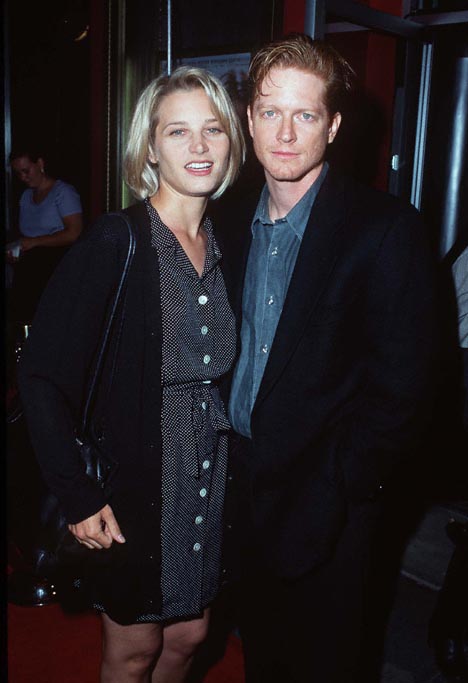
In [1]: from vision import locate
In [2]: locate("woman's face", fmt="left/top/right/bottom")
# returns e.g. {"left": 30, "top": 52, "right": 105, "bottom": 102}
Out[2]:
{"left": 11, "top": 156, "right": 44, "bottom": 188}
{"left": 150, "top": 88, "right": 230, "bottom": 200}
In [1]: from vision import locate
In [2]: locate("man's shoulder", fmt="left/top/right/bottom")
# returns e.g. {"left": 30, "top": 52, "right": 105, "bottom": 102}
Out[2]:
{"left": 322, "top": 168, "right": 419, "bottom": 225}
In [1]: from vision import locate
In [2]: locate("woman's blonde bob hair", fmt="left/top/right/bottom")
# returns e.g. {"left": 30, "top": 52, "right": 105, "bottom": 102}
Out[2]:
{"left": 124, "top": 66, "right": 246, "bottom": 201}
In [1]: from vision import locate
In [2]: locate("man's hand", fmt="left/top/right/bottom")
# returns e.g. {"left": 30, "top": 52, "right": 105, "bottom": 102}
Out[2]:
{"left": 68, "top": 504, "right": 126, "bottom": 550}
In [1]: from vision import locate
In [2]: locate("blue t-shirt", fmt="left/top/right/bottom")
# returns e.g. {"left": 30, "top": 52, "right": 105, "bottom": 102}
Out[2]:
{"left": 19, "top": 180, "right": 82, "bottom": 237}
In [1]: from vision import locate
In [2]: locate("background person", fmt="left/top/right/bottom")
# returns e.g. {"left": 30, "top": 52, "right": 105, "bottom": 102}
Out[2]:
{"left": 452, "top": 243, "right": 468, "bottom": 427}
{"left": 18, "top": 67, "right": 245, "bottom": 683}
{"left": 7, "top": 147, "right": 83, "bottom": 322}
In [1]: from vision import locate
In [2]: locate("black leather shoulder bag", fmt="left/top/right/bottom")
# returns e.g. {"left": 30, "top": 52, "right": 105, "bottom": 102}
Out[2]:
{"left": 35, "top": 212, "right": 136, "bottom": 577}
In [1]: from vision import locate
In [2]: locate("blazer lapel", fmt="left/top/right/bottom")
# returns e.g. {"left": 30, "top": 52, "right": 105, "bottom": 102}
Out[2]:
{"left": 254, "top": 171, "right": 347, "bottom": 409}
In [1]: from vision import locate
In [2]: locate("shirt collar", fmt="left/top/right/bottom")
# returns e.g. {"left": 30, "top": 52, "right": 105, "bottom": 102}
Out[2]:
{"left": 145, "top": 198, "right": 221, "bottom": 270}
{"left": 252, "top": 162, "right": 329, "bottom": 241}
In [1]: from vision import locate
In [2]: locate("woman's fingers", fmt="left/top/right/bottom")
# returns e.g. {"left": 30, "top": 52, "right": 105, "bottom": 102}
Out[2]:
{"left": 101, "top": 505, "right": 126, "bottom": 544}
{"left": 69, "top": 505, "right": 120, "bottom": 550}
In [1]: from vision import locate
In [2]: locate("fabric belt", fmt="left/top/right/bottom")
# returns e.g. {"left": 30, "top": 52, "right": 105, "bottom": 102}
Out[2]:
{"left": 163, "top": 380, "right": 231, "bottom": 478}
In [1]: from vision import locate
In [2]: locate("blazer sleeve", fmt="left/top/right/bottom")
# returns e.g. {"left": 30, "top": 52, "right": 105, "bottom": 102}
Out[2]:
{"left": 18, "top": 217, "right": 126, "bottom": 523}
{"left": 336, "top": 206, "right": 438, "bottom": 500}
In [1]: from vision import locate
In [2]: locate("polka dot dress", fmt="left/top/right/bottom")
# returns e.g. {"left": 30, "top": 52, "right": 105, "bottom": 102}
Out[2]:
{"left": 136, "top": 200, "right": 236, "bottom": 622}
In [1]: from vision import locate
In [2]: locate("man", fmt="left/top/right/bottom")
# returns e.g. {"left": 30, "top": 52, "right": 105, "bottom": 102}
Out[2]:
{"left": 218, "top": 34, "right": 437, "bottom": 682}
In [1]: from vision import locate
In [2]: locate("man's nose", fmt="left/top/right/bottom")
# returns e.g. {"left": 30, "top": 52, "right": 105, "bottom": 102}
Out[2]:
{"left": 277, "top": 117, "right": 296, "bottom": 143}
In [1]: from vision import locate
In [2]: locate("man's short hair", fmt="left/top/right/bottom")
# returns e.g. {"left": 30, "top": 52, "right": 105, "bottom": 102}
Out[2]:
{"left": 124, "top": 66, "right": 246, "bottom": 201}
{"left": 249, "top": 33, "right": 355, "bottom": 117}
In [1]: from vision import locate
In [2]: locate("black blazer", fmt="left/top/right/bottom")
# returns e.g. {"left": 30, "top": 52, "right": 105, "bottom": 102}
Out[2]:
{"left": 216, "top": 168, "right": 438, "bottom": 578}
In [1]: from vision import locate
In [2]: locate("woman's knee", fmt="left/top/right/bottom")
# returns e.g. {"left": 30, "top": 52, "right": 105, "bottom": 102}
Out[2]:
{"left": 101, "top": 615, "right": 163, "bottom": 673}
{"left": 164, "top": 615, "right": 209, "bottom": 658}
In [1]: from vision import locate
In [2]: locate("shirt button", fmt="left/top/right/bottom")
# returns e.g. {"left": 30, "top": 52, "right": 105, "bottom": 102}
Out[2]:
{"left": 195, "top": 515, "right": 203, "bottom": 525}
{"left": 267, "top": 295, "right": 274, "bottom": 305}
{"left": 203, "top": 354, "right": 211, "bottom": 364}
{"left": 193, "top": 542, "right": 201, "bottom": 552}
{"left": 201, "top": 325, "right": 208, "bottom": 335}
{"left": 201, "top": 401, "right": 207, "bottom": 410}
{"left": 199, "top": 488, "right": 207, "bottom": 498}
{"left": 261, "top": 344, "right": 269, "bottom": 354}
{"left": 271, "top": 246, "right": 278, "bottom": 256}
{"left": 202, "top": 459, "right": 210, "bottom": 470}
{"left": 198, "top": 295, "right": 208, "bottom": 305}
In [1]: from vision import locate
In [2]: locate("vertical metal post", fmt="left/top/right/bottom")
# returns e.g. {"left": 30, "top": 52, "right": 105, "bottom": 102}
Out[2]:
{"left": 304, "top": 0, "right": 326, "bottom": 40}
{"left": 410, "top": 42, "right": 433, "bottom": 210}
{"left": 439, "top": 56, "right": 468, "bottom": 257}
{"left": 105, "top": 0, "right": 113, "bottom": 212}
{"left": 3, "top": 0, "right": 12, "bottom": 234}
{"left": 167, "top": 0, "right": 172, "bottom": 75}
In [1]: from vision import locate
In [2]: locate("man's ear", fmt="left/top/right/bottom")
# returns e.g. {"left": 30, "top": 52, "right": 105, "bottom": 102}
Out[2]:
{"left": 247, "top": 106, "right": 254, "bottom": 139}
{"left": 328, "top": 112, "right": 342, "bottom": 144}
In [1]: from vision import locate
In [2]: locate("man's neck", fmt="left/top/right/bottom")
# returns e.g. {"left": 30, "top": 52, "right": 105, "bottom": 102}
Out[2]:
{"left": 266, "top": 163, "right": 324, "bottom": 221}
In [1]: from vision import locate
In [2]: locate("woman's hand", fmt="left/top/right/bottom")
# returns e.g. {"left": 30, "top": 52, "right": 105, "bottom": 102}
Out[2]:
{"left": 68, "top": 504, "right": 126, "bottom": 550}
{"left": 20, "top": 236, "right": 37, "bottom": 252}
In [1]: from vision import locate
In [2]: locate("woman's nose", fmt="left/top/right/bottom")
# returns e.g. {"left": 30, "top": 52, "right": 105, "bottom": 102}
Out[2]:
{"left": 189, "top": 133, "right": 209, "bottom": 154}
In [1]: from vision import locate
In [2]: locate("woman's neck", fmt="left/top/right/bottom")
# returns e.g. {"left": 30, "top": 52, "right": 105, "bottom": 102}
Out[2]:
{"left": 33, "top": 175, "right": 55, "bottom": 201}
{"left": 150, "top": 190, "right": 208, "bottom": 240}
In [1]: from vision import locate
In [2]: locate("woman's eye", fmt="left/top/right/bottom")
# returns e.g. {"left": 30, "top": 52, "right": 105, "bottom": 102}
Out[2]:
{"left": 169, "top": 129, "right": 185, "bottom": 136}
{"left": 206, "top": 127, "right": 223, "bottom": 135}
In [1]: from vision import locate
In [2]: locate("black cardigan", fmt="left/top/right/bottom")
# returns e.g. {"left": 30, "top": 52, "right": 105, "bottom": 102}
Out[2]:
{"left": 19, "top": 202, "right": 169, "bottom": 623}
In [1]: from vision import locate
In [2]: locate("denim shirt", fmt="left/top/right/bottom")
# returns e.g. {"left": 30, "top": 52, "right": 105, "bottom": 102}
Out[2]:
{"left": 229, "top": 163, "right": 328, "bottom": 437}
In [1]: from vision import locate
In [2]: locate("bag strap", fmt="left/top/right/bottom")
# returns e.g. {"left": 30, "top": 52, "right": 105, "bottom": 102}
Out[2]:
{"left": 79, "top": 212, "right": 136, "bottom": 435}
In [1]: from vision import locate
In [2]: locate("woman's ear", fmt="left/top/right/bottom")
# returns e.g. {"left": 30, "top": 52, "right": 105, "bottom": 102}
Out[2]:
{"left": 148, "top": 146, "right": 158, "bottom": 164}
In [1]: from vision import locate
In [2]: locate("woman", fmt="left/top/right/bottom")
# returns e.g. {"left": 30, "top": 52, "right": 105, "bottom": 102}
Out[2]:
{"left": 9, "top": 147, "right": 83, "bottom": 253}
{"left": 19, "top": 67, "right": 245, "bottom": 682}
{"left": 7, "top": 148, "right": 83, "bottom": 321}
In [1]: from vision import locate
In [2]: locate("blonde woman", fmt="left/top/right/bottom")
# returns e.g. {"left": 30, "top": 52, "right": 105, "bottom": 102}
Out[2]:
{"left": 19, "top": 67, "right": 245, "bottom": 683}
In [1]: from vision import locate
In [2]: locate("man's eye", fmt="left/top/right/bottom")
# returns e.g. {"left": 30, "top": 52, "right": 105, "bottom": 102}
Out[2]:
{"left": 262, "top": 110, "right": 276, "bottom": 118}
{"left": 301, "top": 112, "right": 314, "bottom": 121}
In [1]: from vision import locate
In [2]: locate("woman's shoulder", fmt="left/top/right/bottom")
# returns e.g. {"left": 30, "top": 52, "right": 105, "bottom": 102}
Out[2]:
{"left": 52, "top": 179, "right": 78, "bottom": 195}
{"left": 52, "top": 179, "right": 82, "bottom": 210}
{"left": 82, "top": 205, "right": 145, "bottom": 251}
{"left": 19, "top": 188, "right": 33, "bottom": 205}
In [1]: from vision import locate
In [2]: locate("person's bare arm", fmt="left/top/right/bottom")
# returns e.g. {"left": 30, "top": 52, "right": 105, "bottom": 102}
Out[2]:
{"left": 20, "top": 213, "right": 83, "bottom": 251}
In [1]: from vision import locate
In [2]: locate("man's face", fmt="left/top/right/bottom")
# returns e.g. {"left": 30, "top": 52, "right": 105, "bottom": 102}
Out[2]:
{"left": 248, "top": 67, "right": 341, "bottom": 187}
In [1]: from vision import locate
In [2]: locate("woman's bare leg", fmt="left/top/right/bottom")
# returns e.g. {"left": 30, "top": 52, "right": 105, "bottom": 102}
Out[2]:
{"left": 101, "top": 614, "right": 163, "bottom": 683}
{"left": 151, "top": 609, "right": 210, "bottom": 683}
